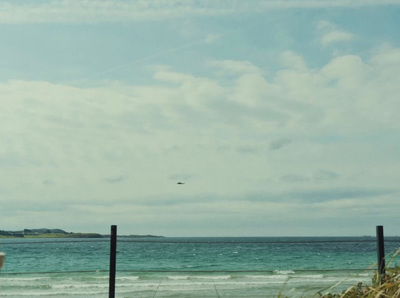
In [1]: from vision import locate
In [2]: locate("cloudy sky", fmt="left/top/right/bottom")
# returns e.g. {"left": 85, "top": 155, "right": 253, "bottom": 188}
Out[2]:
{"left": 1, "top": 0, "right": 399, "bottom": 236}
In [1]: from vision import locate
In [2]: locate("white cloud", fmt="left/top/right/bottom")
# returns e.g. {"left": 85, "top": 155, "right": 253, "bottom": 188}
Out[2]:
{"left": 279, "top": 51, "right": 307, "bottom": 70}
{"left": 210, "top": 60, "right": 263, "bottom": 75}
{"left": 1, "top": 46, "right": 400, "bottom": 235}
{"left": 321, "top": 30, "right": 354, "bottom": 46}
{"left": 317, "top": 20, "right": 354, "bottom": 46}
{"left": 321, "top": 55, "right": 372, "bottom": 87}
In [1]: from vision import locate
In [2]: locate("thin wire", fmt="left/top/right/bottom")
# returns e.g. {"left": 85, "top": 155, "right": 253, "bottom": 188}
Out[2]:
{"left": 2, "top": 238, "right": 400, "bottom": 245}
{"left": 0, "top": 270, "right": 109, "bottom": 275}
{"left": 152, "top": 284, "right": 160, "bottom": 298}
{"left": 116, "top": 269, "right": 376, "bottom": 273}
{"left": 0, "top": 239, "right": 109, "bottom": 245}
{"left": 1, "top": 238, "right": 396, "bottom": 277}
{"left": 117, "top": 239, "right": 386, "bottom": 244}
{"left": 0, "top": 268, "right": 376, "bottom": 276}
{"left": 214, "top": 284, "right": 221, "bottom": 298}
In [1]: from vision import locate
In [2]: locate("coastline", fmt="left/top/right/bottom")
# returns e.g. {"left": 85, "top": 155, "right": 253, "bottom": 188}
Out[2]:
{"left": 0, "top": 228, "right": 163, "bottom": 239}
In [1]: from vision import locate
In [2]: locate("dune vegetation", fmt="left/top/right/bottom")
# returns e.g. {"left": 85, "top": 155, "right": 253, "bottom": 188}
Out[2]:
{"left": 321, "top": 248, "right": 400, "bottom": 298}
{"left": 279, "top": 248, "right": 400, "bottom": 298}
{"left": 319, "top": 267, "right": 400, "bottom": 298}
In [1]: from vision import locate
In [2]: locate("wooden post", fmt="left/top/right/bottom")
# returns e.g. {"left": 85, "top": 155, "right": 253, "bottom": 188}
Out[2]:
{"left": 376, "top": 225, "right": 385, "bottom": 278}
{"left": 0, "top": 252, "right": 5, "bottom": 269}
{"left": 109, "top": 225, "right": 117, "bottom": 298}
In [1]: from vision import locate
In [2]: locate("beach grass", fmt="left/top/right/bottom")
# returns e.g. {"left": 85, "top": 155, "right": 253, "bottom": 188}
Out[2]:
{"left": 278, "top": 268, "right": 400, "bottom": 298}
{"left": 279, "top": 248, "right": 400, "bottom": 298}
{"left": 318, "top": 266, "right": 400, "bottom": 298}
{"left": 319, "top": 248, "right": 400, "bottom": 298}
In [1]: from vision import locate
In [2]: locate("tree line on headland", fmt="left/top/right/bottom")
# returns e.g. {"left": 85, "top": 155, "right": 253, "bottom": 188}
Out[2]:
{"left": 0, "top": 228, "right": 103, "bottom": 238}
{"left": 0, "top": 228, "right": 164, "bottom": 238}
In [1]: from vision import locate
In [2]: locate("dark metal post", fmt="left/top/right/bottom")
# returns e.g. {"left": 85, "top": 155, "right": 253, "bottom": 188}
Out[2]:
{"left": 109, "top": 225, "right": 117, "bottom": 298}
{"left": 376, "top": 225, "right": 385, "bottom": 278}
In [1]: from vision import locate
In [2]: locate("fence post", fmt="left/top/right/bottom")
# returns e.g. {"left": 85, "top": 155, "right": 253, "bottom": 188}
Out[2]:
{"left": 109, "top": 225, "right": 117, "bottom": 298}
{"left": 376, "top": 225, "right": 385, "bottom": 279}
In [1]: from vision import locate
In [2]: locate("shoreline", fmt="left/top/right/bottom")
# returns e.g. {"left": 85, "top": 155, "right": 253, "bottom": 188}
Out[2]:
{"left": 0, "top": 228, "right": 163, "bottom": 239}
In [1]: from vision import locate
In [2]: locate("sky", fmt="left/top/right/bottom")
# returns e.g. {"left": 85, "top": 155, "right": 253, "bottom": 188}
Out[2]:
{"left": 1, "top": 0, "right": 400, "bottom": 237}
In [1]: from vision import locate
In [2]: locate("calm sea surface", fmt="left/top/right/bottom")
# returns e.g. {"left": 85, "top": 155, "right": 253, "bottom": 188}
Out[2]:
{"left": 1, "top": 237, "right": 399, "bottom": 297}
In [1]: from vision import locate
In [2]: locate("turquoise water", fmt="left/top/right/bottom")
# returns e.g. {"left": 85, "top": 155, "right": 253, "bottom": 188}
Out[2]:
{"left": 1, "top": 237, "right": 399, "bottom": 297}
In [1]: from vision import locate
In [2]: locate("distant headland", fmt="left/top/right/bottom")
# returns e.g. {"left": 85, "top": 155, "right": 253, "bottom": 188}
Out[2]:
{"left": 0, "top": 228, "right": 164, "bottom": 239}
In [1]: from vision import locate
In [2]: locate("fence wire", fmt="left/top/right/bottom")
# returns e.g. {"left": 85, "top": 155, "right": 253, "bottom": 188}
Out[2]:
{"left": 2, "top": 238, "right": 400, "bottom": 245}
{"left": 1, "top": 237, "right": 399, "bottom": 276}
{"left": 0, "top": 268, "right": 376, "bottom": 276}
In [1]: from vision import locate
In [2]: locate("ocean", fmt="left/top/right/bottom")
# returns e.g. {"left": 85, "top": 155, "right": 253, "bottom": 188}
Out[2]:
{"left": 1, "top": 237, "right": 399, "bottom": 297}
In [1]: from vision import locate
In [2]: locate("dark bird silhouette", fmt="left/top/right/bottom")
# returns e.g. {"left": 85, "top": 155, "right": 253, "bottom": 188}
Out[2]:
{"left": 177, "top": 182, "right": 185, "bottom": 185}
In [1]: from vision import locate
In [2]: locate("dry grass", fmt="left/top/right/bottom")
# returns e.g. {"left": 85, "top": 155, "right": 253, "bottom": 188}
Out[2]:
{"left": 319, "top": 267, "right": 400, "bottom": 298}
{"left": 320, "top": 248, "right": 400, "bottom": 298}
{"left": 278, "top": 248, "right": 400, "bottom": 298}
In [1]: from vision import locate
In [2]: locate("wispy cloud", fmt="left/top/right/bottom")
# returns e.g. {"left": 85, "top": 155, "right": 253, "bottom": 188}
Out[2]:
{"left": 103, "top": 175, "right": 127, "bottom": 184}
{"left": 280, "top": 174, "right": 308, "bottom": 183}
{"left": 245, "top": 187, "right": 397, "bottom": 204}
{"left": 269, "top": 138, "right": 292, "bottom": 150}
{"left": 1, "top": 0, "right": 399, "bottom": 24}
{"left": 318, "top": 21, "right": 354, "bottom": 46}
{"left": 210, "top": 60, "right": 262, "bottom": 75}
{"left": 321, "top": 30, "right": 354, "bottom": 46}
{"left": 168, "top": 173, "right": 193, "bottom": 182}
{"left": 313, "top": 170, "right": 339, "bottom": 181}
{"left": 1, "top": 6, "right": 400, "bottom": 235}
{"left": 279, "top": 170, "right": 339, "bottom": 183}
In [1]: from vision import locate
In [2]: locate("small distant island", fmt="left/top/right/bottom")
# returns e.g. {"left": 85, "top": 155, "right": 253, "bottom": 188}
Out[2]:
{"left": 0, "top": 228, "right": 163, "bottom": 239}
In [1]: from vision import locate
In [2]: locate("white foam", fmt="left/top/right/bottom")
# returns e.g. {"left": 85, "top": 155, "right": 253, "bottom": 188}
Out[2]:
{"left": 117, "top": 282, "right": 159, "bottom": 288}
{"left": 0, "top": 277, "right": 50, "bottom": 282}
{"left": 245, "top": 275, "right": 288, "bottom": 280}
{"left": 52, "top": 283, "right": 109, "bottom": 289}
{"left": 0, "top": 289, "right": 109, "bottom": 296}
{"left": 116, "top": 276, "right": 140, "bottom": 281}
{"left": 168, "top": 275, "right": 189, "bottom": 280}
{"left": 274, "top": 270, "right": 295, "bottom": 274}
{"left": 351, "top": 273, "right": 370, "bottom": 277}
{"left": 294, "top": 274, "right": 324, "bottom": 279}
{"left": 191, "top": 275, "right": 231, "bottom": 280}
{"left": 245, "top": 275, "right": 290, "bottom": 282}
{"left": 0, "top": 271, "right": 373, "bottom": 297}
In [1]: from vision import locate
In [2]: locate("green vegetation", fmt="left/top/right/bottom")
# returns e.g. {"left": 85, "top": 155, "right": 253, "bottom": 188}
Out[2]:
{"left": 0, "top": 228, "right": 163, "bottom": 238}
{"left": 23, "top": 233, "right": 104, "bottom": 238}
{"left": 0, "top": 229, "right": 104, "bottom": 238}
